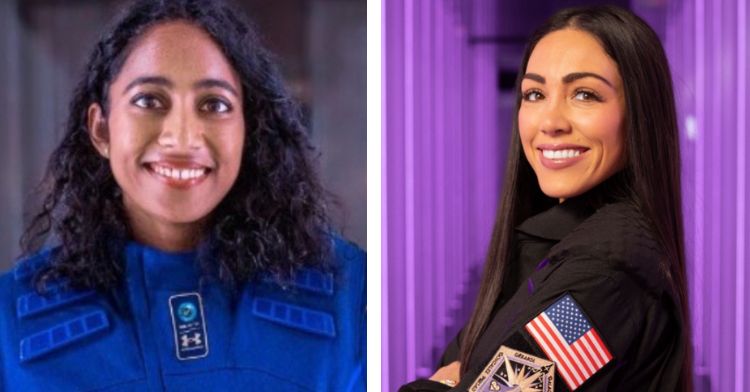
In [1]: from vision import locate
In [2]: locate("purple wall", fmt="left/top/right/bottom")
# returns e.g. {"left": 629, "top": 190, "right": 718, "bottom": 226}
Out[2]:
{"left": 383, "top": 0, "right": 503, "bottom": 388}
{"left": 658, "top": 0, "right": 750, "bottom": 389}
{"left": 384, "top": 0, "right": 750, "bottom": 391}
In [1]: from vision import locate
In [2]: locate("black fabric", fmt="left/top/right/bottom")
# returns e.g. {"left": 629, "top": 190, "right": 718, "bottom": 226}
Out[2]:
{"left": 399, "top": 174, "right": 684, "bottom": 391}
{"left": 398, "top": 379, "right": 452, "bottom": 392}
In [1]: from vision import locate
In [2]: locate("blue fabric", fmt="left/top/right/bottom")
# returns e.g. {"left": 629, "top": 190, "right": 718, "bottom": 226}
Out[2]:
{"left": 0, "top": 237, "right": 366, "bottom": 391}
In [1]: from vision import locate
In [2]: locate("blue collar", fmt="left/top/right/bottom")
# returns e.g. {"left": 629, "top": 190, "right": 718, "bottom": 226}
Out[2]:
{"left": 124, "top": 242, "right": 203, "bottom": 291}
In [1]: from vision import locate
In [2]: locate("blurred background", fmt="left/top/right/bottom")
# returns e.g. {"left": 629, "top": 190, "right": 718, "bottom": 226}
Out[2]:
{"left": 0, "top": 0, "right": 366, "bottom": 272}
{"left": 384, "top": 0, "right": 748, "bottom": 391}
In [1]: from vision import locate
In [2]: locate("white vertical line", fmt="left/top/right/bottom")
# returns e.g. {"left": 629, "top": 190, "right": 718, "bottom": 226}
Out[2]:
{"left": 404, "top": 0, "right": 417, "bottom": 381}
{"left": 378, "top": 0, "right": 387, "bottom": 389}
{"left": 433, "top": 0, "right": 445, "bottom": 359}
{"left": 735, "top": 0, "right": 747, "bottom": 389}
{"left": 694, "top": 0, "right": 706, "bottom": 375}
{"left": 709, "top": 0, "right": 721, "bottom": 385}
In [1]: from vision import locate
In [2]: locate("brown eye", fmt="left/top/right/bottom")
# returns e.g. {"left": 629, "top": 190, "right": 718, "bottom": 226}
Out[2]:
{"left": 200, "top": 98, "right": 232, "bottom": 113}
{"left": 132, "top": 94, "right": 165, "bottom": 110}
{"left": 573, "top": 90, "right": 602, "bottom": 102}
{"left": 522, "top": 90, "right": 544, "bottom": 102}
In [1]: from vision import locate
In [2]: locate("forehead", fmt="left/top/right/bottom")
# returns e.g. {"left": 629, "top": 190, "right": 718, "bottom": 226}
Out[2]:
{"left": 525, "top": 28, "right": 621, "bottom": 86}
{"left": 114, "top": 20, "right": 240, "bottom": 87}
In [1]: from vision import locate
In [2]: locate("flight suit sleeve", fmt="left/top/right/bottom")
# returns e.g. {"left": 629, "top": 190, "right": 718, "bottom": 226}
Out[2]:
{"left": 439, "top": 331, "right": 461, "bottom": 367}
{"left": 398, "top": 379, "right": 452, "bottom": 392}
{"left": 397, "top": 331, "right": 461, "bottom": 391}
{"left": 350, "top": 268, "right": 367, "bottom": 392}
{"left": 456, "top": 256, "right": 673, "bottom": 392}
{"left": 343, "top": 243, "right": 367, "bottom": 392}
{"left": 0, "top": 270, "right": 12, "bottom": 392}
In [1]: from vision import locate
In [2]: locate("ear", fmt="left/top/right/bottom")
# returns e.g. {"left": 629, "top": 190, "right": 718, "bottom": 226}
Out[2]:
{"left": 87, "top": 103, "right": 110, "bottom": 158}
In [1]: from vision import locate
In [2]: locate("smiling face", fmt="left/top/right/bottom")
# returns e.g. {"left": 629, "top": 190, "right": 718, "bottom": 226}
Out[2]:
{"left": 518, "top": 28, "right": 627, "bottom": 202}
{"left": 88, "top": 21, "right": 245, "bottom": 249}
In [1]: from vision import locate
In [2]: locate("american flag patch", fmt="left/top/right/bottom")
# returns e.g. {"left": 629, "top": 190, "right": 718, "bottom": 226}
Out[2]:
{"left": 525, "top": 294, "right": 613, "bottom": 390}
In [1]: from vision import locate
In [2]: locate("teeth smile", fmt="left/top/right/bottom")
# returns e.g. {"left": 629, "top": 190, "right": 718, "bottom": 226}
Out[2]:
{"left": 542, "top": 149, "right": 584, "bottom": 159}
{"left": 149, "top": 164, "right": 208, "bottom": 180}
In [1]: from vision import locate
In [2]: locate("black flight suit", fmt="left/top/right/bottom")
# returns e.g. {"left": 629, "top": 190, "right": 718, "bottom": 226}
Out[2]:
{"left": 399, "top": 183, "right": 685, "bottom": 391}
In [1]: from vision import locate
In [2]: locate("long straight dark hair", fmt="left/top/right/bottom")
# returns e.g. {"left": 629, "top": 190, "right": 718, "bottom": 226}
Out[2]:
{"left": 458, "top": 6, "right": 692, "bottom": 391}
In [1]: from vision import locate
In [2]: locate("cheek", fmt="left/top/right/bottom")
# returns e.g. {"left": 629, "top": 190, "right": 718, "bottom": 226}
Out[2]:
{"left": 584, "top": 112, "right": 625, "bottom": 159}
{"left": 517, "top": 108, "right": 537, "bottom": 156}
{"left": 213, "top": 123, "right": 246, "bottom": 172}
{"left": 108, "top": 113, "right": 159, "bottom": 153}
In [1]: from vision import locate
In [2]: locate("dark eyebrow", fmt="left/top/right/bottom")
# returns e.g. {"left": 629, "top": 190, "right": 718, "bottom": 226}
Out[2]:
{"left": 193, "top": 78, "right": 240, "bottom": 98}
{"left": 523, "top": 73, "right": 546, "bottom": 84}
{"left": 523, "top": 72, "right": 614, "bottom": 88}
{"left": 122, "top": 76, "right": 239, "bottom": 98}
{"left": 562, "top": 72, "right": 613, "bottom": 88}
{"left": 123, "top": 76, "right": 173, "bottom": 95}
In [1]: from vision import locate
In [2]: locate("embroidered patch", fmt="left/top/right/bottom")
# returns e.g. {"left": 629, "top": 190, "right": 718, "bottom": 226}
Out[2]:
{"left": 16, "top": 280, "right": 96, "bottom": 319}
{"left": 469, "top": 345, "right": 554, "bottom": 392}
{"left": 20, "top": 310, "right": 109, "bottom": 363}
{"left": 252, "top": 297, "right": 336, "bottom": 337}
{"left": 524, "top": 294, "right": 613, "bottom": 390}
{"left": 262, "top": 268, "right": 334, "bottom": 296}
{"left": 168, "top": 293, "right": 209, "bottom": 360}
{"left": 13, "top": 249, "right": 53, "bottom": 281}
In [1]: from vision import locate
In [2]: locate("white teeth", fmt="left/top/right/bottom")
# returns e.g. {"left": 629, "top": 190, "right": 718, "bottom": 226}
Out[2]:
{"left": 542, "top": 149, "right": 582, "bottom": 159}
{"left": 150, "top": 164, "right": 208, "bottom": 181}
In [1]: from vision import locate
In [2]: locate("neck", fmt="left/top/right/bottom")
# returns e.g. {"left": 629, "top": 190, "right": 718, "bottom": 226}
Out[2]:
{"left": 130, "top": 221, "right": 203, "bottom": 252}
{"left": 124, "top": 201, "right": 205, "bottom": 252}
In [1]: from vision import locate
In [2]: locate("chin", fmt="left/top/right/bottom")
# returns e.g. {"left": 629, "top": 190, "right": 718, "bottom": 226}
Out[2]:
{"left": 154, "top": 207, "right": 212, "bottom": 225}
{"left": 537, "top": 179, "right": 583, "bottom": 201}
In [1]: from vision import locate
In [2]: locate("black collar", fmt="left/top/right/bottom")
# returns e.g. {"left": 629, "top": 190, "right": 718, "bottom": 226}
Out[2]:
{"left": 515, "top": 171, "right": 628, "bottom": 241}
{"left": 515, "top": 197, "right": 596, "bottom": 241}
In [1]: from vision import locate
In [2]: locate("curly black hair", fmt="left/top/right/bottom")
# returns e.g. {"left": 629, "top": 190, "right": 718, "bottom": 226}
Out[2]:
{"left": 20, "top": 0, "right": 331, "bottom": 292}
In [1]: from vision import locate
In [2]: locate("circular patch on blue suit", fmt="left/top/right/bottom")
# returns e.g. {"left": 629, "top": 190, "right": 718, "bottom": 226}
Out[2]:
{"left": 178, "top": 302, "right": 197, "bottom": 322}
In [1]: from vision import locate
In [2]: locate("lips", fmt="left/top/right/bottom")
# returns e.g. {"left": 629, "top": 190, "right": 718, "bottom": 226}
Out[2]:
{"left": 536, "top": 144, "right": 590, "bottom": 170}
{"left": 144, "top": 161, "right": 213, "bottom": 189}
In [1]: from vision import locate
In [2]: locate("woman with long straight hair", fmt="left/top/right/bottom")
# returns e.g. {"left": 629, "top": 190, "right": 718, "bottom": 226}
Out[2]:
{"left": 401, "top": 5, "right": 691, "bottom": 392}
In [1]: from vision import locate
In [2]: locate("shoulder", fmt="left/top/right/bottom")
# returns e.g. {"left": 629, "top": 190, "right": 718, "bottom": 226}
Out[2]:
{"left": 0, "top": 248, "right": 111, "bottom": 368}
{"left": 548, "top": 200, "right": 671, "bottom": 296}
{"left": 328, "top": 235, "right": 366, "bottom": 292}
{"left": 0, "top": 245, "right": 102, "bottom": 327}
{"left": 0, "top": 247, "right": 62, "bottom": 314}
{"left": 554, "top": 200, "right": 662, "bottom": 262}
{"left": 0, "top": 247, "right": 57, "bottom": 308}
{"left": 3, "top": 247, "right": 56, "bottom": 284}
{"left": 245, "top": 235, "right": 366, "bottom": 388}
{"left": 251, "top": 234, "right": 366, "bottom": 336}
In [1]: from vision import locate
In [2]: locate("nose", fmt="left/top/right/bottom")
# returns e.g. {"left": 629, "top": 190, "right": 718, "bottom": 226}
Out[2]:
{"left": 157, "top": 104, "right": 203, "bottom": 151}
{"left": 539, "top": 99, "right": 572, "bottom": 136}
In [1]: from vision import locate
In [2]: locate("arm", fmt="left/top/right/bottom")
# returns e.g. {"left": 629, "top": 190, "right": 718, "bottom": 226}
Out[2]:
{"left": 455, "top": 258, "right": 679, "bottom": 391}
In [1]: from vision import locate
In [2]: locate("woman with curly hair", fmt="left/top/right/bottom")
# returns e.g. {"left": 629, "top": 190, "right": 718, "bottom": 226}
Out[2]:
{"left": 0, "top": 1, "right": 365, "bottom": 391}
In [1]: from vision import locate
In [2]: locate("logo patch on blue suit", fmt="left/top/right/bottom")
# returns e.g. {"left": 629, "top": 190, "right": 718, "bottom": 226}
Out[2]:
{"left": 168, "top": 293, "right": 209, "bottom": 360}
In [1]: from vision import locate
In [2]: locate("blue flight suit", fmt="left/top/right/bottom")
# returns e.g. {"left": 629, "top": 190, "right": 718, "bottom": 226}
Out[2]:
{"left": 0, "top": 237, "right": 365, "bottom": 391}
